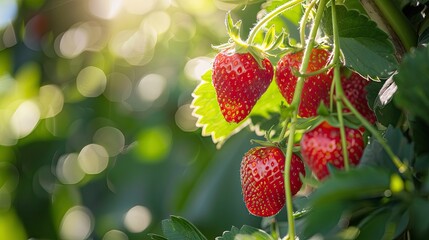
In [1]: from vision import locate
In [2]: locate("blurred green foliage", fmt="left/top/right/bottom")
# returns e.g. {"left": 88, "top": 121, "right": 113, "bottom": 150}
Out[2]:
{"left": 0, "top": 0, "right": 270, "bottom": 239}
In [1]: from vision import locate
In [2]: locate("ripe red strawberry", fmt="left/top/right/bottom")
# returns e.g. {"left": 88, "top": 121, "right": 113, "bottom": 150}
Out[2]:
{"left": 276, "top": 48, "right": 333, "bottom": 117}
{"left": 341, "top": 71, "right": 377, "bottom": 124}
{"left": 300, "top": 121, "right": 364, "bottom": 180}
{"left": 240, "top": 146, "right": 305, "bottom": 217}
{"left": 212, "top": 50, "right": 274, "bottom": 123}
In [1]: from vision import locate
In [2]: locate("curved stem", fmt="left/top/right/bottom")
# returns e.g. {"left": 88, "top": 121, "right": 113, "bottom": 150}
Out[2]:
{"left": 341, "top": 96, "right": 411, "bottom": 178}
{"left": 246, "top": 0, "right": 304, "bottom": 44}
{"left": 299, "top": 0, "right": 317, "bottom": 47}
{"left": 283, "top": 1, "right": 328, "bottom": 239}
{"left": 331, "top": 4, "right": 350, "bottom": 170}
{"left": 292, "top": 62, "right": 335, "bottom": 78}
{"left": 374, "top": 0, "right": 417, "bottom": 50}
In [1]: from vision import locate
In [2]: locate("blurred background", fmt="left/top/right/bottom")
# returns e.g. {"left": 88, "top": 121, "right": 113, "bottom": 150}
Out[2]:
{"left": 0, "top": 0, "right": 272, "bottom": 239}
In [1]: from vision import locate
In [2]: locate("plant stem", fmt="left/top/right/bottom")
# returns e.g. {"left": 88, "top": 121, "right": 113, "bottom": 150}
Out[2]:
{"left": 331, "top": 4, "right": 350, "bottom": 170}
{"left": 373, "top": 0, "right": 417, "bottom": 50}
{"left": 299, "top": 0, "right": 317, "bottom": 47}
{"left": 283, "top": 1, "right": 328, "bottom": 238}
{"left": 341, "top": 96, "right": 411, "bottom": 177}
{"left": 246, "top": 0, "right": 304, "bottom": 44}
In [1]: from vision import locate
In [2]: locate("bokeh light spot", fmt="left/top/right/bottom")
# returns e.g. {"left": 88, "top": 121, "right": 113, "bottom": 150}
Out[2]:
{"left": 0, "top": 0, "right": 18, "bottom": 29}
{"left": 103, "top": 230, "right": 128, "bottom": 240}
{"left": 76, "top": 66, "right": 107, "bottom": 97}
{"left": 89, "top": 0, "right": 123, "bottom": 19}
{"left": 136, "top": 126, "right": 171, "bottom": 163}
{"left": 10, "top": 100, "right": 40, "bottom": 139}
{"left": 93, "top": 127, "right": 125, "bottom": 157}
{"left": 177, "top": 0, "right": 216, "bottom": 15}
{"left": 123, "top": 0, "right": 156, "bottom": 15}
{"left": 2, "top": 24, "right": 17, "bottom": 48}
{"left": 58, "top": 26, "right": 89, "bottom": 58}
{"left": 78, "top": 144, "right": 109, "bottom": 174}
{"left": 110, "top": 26, "right": 157, "bottom": 65}
{"left": 104, "top": 73, "right": 132, "bottom": 102}
{"left": 123, "top": 205, "right": 152, "bottom": 233}
{"left": 60, "top": 206, "right": 94, "bottom": 240}
{"left": 56, "top": 153, "right": 85, "bottom": 184}
{"left": 175, "top": 104, "right": 198, "bottom": 132}
{"left": 137, "top": 74, "right": 167, "bottom": 102}
{"left": 184, "top": 57, "right": 212, "bottom": 81}
{"left": 38, "top": 85, "right": 64, "bottom": 119}
{"left": 143, "top": 11, "right": 171, "bottom": 35}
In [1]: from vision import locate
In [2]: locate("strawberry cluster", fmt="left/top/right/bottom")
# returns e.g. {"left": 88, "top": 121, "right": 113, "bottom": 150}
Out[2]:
{"left": 211, "top": 17, "right": 376, "bottom": 217}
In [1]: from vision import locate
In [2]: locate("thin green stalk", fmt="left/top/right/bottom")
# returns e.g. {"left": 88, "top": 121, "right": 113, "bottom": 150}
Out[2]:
{"left": 331, "top": 3, "right": 350, "bottom": 170}
{"left": 292, "top": 62, "right": 334, "bottom": 78}
{"left": 299, "top": 0, "right": 317, "bottom": 47}
{"left": 341, "top": 96, "right": 410, "bottom": 177}
{"left": 246, "top": 0, "right": 304, "bottom": 44}
{"left": 374, "top": 0, "right": 417, "bottom": 50}
{"left": 284, "top": 1, "right": 328, "bottom": 238}
{"left": 334, "top": 68, "right": 350, "bottom": 171}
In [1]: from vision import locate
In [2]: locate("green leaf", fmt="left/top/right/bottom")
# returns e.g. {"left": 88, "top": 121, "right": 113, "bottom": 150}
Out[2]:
{"left": 409, "top": 197, "right": 429, "bottom": 240}
{"left": 191, "top": 70, "right": 284, "bottom": 148}
{"left": 191, "top": 70, "right": 251, "bottom": 148}
{"left": 323, "top": 6, "right": 398, "bottom": 79}
{"left": 161, "top": 216, "right": 207, "bottom": 240}
{"left": 394, "top": 46, "right": 429, "bottom": 125}
{"left": 356, "top": 205, "right": 408, "bottom": 240}
{"left": 360, "top": 126, "right": 413, "bottom": 173}
{"left": 409, "top": 115, "right": 429, "bottom": 157}
{"left": 308, "top": 167, "right": 390, "bottom": 206}
{"left": 300, "top": 201, "right": 349, "bottom": 239}
{"left": 366, "top": 78, "right": 402, "bottom": 127}
{"left": 148, "top": 233, "right": 168, "bottom": 240}
{"left": 216, "top": 225, "right": 274, "bottom": 240}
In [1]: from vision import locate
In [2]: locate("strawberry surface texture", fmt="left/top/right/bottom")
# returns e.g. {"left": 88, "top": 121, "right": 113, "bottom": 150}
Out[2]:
{"left": 240, "top": 146, "right": 305, "bottom": 217}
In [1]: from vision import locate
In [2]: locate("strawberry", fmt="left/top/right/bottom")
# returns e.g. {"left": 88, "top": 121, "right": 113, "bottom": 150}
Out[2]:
{"left": 240, "top": 146, "right": 305, "bottom": 217}
{"left": 341, "top": 71, "right": 377, "bottom": 124}
{"left": 212, "top": 50, "right": 274, "bottom": 123}
{"left": 275, "top": 48, "right": 333, "bottom": 117}
{"left": 300, "top": 121, "right": 364, "bottom": 180}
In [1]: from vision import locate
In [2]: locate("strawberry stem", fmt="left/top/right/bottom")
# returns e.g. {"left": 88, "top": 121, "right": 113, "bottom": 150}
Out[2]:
{"left": 372, "top": 0, "right": 417, "bottom": 51}
{"left": 299, "top": 0, "right": 317, "bottom": 47}
{"left": 283, "top": 1, "right": 328, "bottom": 238}
{"left": 246, "top": 0, "right": 304, "bottom": 45}
{"left": 291, "top": 62, "right": 334, "bottom": 78}
{"left": 330, "top": 4, "right": 351, "bottom": 171}
{"left": 341, "top": 95, "right": 412, "bottom": 179}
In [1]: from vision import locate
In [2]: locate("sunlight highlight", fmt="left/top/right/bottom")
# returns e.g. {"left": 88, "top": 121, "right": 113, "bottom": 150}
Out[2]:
{"left": 60, "top": 206, "right": 94, "bottom": 240}
{"left": 38, "top": 85, "right": 64, "bottom": 119}
{"left": 175, "top": 104, "right": 198, "bottom": 132}
{"left": 56, "top": 153, "right": 85, "bottom": 184}
{"left": 137, "top": 74, "right": 167, "bottom": 102}
{"left": 78, "top": 144, "right": 109, "bottom": 174}
{"left": 103, "top": 230, "right": 128, "bottom": 240}
{"left": 76, "top": 66, "right": 107, "bottom": 97}
{"left": 123, "top": 205, "right": 152, "bottom": 233}
{"left": 10, "top": 101, "right": 40, "bottom": 139}
{"left": 89, "top": 0, "right": 123, "bottom": 19}
{"left": 93, "top": 127, "right": 125, "bottom": 157}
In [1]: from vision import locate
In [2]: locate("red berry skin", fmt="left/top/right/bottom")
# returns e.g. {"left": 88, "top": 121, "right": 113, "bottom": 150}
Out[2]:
{"left": 212, "top": 50, "right": 274, "bottom": 123}
{"left": 341, "top": 72, "right": 377, "bottom": 124}
{"left": 240, "top": 147, "right": 305, "bottom": 217}
{"left": 300, "top": 121, "right": 364, "bottom": 180}
{"left": 276, "top": 49, "right": 333, "bottom": 118}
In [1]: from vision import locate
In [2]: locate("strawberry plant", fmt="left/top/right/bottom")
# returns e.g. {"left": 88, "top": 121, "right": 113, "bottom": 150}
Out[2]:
{"left": 153, "top": 0, "right": 429, "bottom": 239}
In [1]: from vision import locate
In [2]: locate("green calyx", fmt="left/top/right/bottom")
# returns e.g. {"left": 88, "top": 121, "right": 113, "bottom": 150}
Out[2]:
{"left": 213, "top": 12, "right": 285, "bottom": 68}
